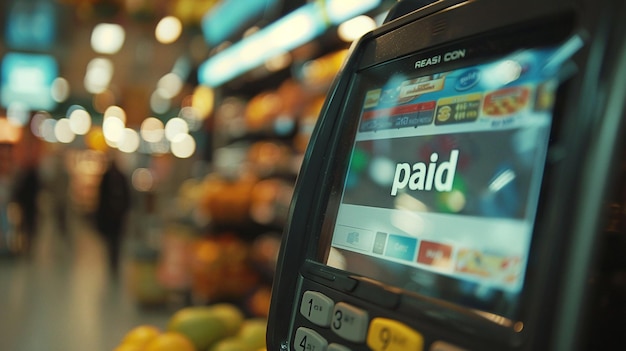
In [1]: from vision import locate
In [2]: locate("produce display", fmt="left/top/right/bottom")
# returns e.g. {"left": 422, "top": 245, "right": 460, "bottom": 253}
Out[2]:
{"left": 118, "top": 49, "right": 347, "bottom": 351}
{"left": 113, "top": 303, "right": 267, "bottom": 351}
{"left": 189, "top": 234, "right": 262, "bottom": 305}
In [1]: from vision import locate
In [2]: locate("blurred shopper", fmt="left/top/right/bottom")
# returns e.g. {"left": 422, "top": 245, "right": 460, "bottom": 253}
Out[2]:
{"left": 12, "top": 163, "right": 41, "bottom": 254}
{"left": 96, "top": 155, "right": 131, "bottom": 277}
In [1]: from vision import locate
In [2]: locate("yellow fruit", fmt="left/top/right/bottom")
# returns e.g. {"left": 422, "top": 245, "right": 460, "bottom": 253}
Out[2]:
{"left": 112, "top": 344, "right": 143, "bottom": 351}
{"left": 144, "top": 332, "right": 195, "bottom": 351}
{"left": 167, "top": 304, "right": 244, "bottom": 351}
{"left": 122, "top": 325, "right": 161, "bottom": 348}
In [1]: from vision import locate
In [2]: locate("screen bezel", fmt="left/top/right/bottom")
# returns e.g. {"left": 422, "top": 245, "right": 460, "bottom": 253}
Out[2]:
{"left": 311, "top": 14, "right": 577, "bottom": 325}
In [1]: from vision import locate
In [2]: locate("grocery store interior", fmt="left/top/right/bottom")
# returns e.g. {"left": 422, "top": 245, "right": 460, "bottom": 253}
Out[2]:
{"left": 0, "top": 0, "right": 397, "bottom": 350}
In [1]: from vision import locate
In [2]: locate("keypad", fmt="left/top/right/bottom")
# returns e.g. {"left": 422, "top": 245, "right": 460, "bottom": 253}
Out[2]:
{"left": 367, "top": 318, "right": 424, "bottom": 351}
{"left": 300, "top": 291, "right": 335, "bottom": 327}
{"left": 331, "top": 302, "right": 369, "bottom": 343}
{"left": 295, "top": 327, "right": 328, "bottom": 351}
{"left": 297, "top": 290, "right": 455, "bottom": 351}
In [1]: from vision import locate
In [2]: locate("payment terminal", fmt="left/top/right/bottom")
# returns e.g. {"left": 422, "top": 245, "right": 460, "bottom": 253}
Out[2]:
{"left": 267, "top": 0, "right": 626, "bottom": 350}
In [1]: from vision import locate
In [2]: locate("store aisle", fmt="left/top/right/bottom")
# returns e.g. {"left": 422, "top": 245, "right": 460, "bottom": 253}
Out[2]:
{"left": 0, "top": 199, "right": 170, "bottom": 351}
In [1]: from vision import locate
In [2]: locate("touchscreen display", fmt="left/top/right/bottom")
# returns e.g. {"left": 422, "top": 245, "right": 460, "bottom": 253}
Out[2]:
{"left": 324, "top": 43, "right": 569, "bottom": 318}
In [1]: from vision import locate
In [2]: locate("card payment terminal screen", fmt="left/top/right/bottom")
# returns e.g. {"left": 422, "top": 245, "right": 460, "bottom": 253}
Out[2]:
{"left": 323, "top": 45, "right": 565, "bottom": 318}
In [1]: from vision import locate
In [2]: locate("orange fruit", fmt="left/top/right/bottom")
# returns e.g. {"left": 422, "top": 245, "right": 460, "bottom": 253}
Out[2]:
{"left": 144, "top": 332, "right": 196, "bottom": 351}
{"left": 122, "top": 325, "right": 161, "bottom": 348}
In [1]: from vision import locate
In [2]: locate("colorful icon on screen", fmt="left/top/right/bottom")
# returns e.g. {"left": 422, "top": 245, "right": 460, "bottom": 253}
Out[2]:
{"left": 455, "top": 68, "right": 481, "bottom": 91}
{"left": 347, "top": 232, "right": 360, "bottom": 245}
{"left": 435, "top": 93, "right": 481, "bottom": 125}
{"left": 373, "top": 232, "right": 387, "bottom": 255}
{"left": 384, "top": 235, "right": 418, "bottom": 262}
{"left": 417, "top": 241, "right": 453, "bottom": 269}
{"left": 455, "top": 248, "right": 522, "bottom": 284}
{"left": 483, "top": 86, "right": 530, "bottom": 116}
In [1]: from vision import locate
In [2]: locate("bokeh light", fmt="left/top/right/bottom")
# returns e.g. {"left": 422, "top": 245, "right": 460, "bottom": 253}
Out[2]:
{"left": 483, "top": 59, "right": 523, "bottom": 88}
{"left": 165, "top": 117, "right": 188, "bottom": 141}
{"left": 102, "top": 116, "right": 125, "bottom": 146}
{"left": 31, "top": 111, "right": 50, "bottom": 138}
{"left": 170, "top": 133, "right": 196, "bottom": 159}
{"left": 441, "top": 190, "right": 466, "bottom": 213}
{"left": 155, "top": 16, "right": 183, "bottom": 44}
{"left": 140, "top": 117, "right": 165, "bottom": 143}
{"left": 51, "top": 77, "right": 70, "bottom": 103}
{"left": 84, "top": 57, "right": 114, "bottom": 94}
{"left": 118, "top": 128, "right": 140, "bottom": 153}
{"left": 191, "top": 85, "right": 215, "bottom": 120}
{"left": 338, "top": 15, "right": 376, "bottom": 42}
{"left": 0, "top": 117, "right": 23, "bottom": 143}
{"left": 265, "top": 51, "right": 292, "bottom": 72}
{"left": 157, "top": 73, "right": 183, "bottom": 99}
{"left": 85, "top": 127, "right": 107, "bottom": 152}
{"left": 104, "top": 105, "right": 127, "bottom": 124}
{"left": 54, "top": 118, "right": 76, "bottom": 144}
{"left": 91, "top": 23, "right": 126, "bottom": 54}
{"left": 68, "top": 106, "right": 92, "bottom": 135}
{"left": 40, "top": 118, "right": 57, "bottom": 143}
{"left": 369, "top": 157, "right": 396, "bottom": 187}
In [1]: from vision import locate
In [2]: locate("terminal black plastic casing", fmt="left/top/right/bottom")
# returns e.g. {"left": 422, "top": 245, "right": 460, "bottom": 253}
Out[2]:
{"left": 267, "top": 0, "right": 626, "bottom": 350}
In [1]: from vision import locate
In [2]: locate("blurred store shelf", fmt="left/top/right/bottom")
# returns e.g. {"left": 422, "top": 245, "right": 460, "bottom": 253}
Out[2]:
{"left": 0, "top": 1, "right": 396, "bottom": 350}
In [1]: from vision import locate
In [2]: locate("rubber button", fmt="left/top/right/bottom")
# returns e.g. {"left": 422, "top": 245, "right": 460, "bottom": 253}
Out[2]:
{"left": 300, "top": 291, "right": 334, "bottom": 327}
{"left": 331, "top": 302, "right": 369, "bottom": 343}
{"left": 367, "top": 318, "right": 424, "bottom": 351}
{"left": 295, "top": 327, "right": 328, "bottom": 351}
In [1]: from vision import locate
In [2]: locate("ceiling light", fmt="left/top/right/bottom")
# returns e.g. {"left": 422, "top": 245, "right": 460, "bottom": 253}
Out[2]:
{"left": 338, "top": 15, "right": 376, "bottom": 42}
{"left": 198, "top": 0, "right": 381, "bottom": 87}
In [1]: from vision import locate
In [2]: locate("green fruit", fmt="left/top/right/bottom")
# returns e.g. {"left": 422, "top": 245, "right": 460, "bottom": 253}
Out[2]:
{"left": 167, "top": 304, "right": 244, "bottom": 351}
{"left": 236, "top": 319, "right": 267, "bottom": 350}
{"left": 209, "top": 337, "right": 251, "bottom": 351}
{"left": 208, "top": 303, "right": 246, "bottom": 336}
